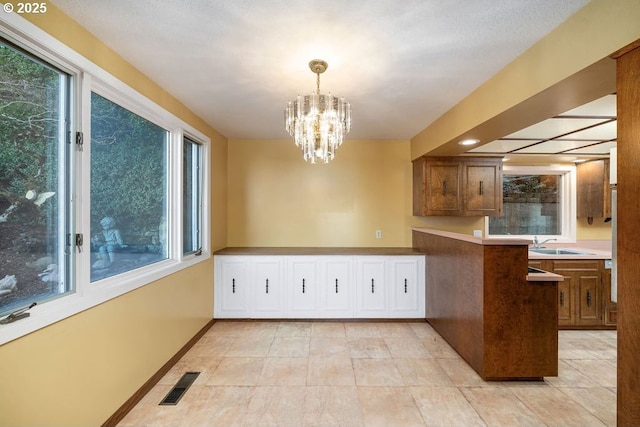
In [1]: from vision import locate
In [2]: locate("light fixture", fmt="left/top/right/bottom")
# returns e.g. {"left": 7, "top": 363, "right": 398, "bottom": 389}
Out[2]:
{"left": 284, "top": 59, "right": 351, "bottom": 164}
{"left": 458, "top": 138, "right": 479, "bottom": 146}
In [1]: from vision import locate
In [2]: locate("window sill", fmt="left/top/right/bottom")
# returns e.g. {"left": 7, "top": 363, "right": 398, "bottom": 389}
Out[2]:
{"left": 0, "top": 252, "right": 210, "bottom": 346}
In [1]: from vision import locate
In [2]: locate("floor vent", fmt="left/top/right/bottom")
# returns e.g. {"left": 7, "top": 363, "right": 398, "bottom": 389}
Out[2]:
{"left": 159, "top": 372, "right": 200, "bottom": 405}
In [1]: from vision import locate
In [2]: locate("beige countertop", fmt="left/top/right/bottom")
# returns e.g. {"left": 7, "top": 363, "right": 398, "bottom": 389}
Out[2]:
{"left": 213, "top": 247, "right": 425, "bottom": 256}
{"left": 527, "top": 240, "right": 612, "bottom": 260}
{"left": 411, "top": 227, "right": 531, "bottom": 246}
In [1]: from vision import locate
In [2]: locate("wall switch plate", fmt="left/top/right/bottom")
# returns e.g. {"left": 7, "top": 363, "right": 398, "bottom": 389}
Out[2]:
{"left": 473, "top": 229, "right": 483, "bottom": 238}
{"left": 375, "top": 230, "right": 382, "bottom": 239}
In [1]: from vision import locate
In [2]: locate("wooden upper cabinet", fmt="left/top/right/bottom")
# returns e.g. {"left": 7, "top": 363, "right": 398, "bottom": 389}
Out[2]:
{"left": 464, "top": 161, "right": 502, "bottom": 216}
{"left": 425, "top": 161, "right": 462, "bottom": 214}
{"left": 413, "top": 156, "right": 503, "bottom": 216}
{"left": 576, "top": 159, "right": 610, "bottom": 223}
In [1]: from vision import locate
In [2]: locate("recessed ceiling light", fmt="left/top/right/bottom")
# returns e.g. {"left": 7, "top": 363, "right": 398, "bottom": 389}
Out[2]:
{"left": 459, "top": 138, "right": 479, "bottom": 146}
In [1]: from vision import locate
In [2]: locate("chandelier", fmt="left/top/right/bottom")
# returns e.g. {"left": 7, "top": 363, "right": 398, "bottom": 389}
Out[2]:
{"left": 284, "top": 59, "right": 351, "bottom": 164}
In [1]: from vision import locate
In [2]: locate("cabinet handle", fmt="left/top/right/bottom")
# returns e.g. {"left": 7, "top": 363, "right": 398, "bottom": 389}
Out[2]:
{"left": 335, "top": 278, "right": 339, "bottom": 294}
{"left": 404, "top": 278, "right": 408, "bottom": 294}
{"left": 302, "top": 278, "right": 305, "bottom": 294}
{"left": 232, "top": 278, "right": 235, "bottom": 294}
{"left": 265, "top": 278, "right": 269, "bottom": 294}
{"left": 587, "top": 290, "right": 592, "bottom": 307}
{"left": 479, "top": 180, "right": 484, "bottom": 195}
{"left": 371, "top": 278, "right": 375, "bottom": 293}
{"left": 443, "top": 180, "right": 447, "bottom": 196}
{"left": 560, "top": 290, "right": 564, "bottom": 307}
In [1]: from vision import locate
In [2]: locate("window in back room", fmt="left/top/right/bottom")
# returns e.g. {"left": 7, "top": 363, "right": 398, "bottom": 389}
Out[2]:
{"left": 486, "top": 166, "right": 576, "bottom": 242}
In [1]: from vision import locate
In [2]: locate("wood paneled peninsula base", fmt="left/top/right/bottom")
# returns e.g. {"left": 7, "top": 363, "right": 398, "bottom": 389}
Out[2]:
{"left": 412, "top": 228, "right": 561, "bottom": 381}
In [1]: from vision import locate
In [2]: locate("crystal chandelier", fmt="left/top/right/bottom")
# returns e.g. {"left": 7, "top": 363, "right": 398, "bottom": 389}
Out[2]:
{"left": 284, "top": 59, "right": 351, "bottom": 164}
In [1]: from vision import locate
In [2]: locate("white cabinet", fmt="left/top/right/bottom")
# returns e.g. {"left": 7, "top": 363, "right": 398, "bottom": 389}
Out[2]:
{"left": 287, "top": 257, "right": 319, "bottom": 318}
{"left": 389, "top": 257, "right": 424, "bottom": 317}
{"left": 252, "top": 256, "right": 285, "bottom": 318}
{"left": 214, "top": 256, "right": 251, "bottom": 318}
{"left": 356, "top": 257, "right": 387, "bottom": 317}
{"left": 319, "top": 257, "right": 353, "bottom": 318}
{"left": 214, "top": 253, "right": 425, "bottom": 319}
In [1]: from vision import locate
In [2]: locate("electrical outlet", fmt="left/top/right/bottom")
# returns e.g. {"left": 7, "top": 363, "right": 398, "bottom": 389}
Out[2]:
{"left": 375, "top": 230, "right": 382, "bottom": 239}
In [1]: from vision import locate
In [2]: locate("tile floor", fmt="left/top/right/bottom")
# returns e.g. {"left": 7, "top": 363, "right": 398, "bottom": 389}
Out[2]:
{"left": 118, "top": 321, "right": 617, "bottom": 427}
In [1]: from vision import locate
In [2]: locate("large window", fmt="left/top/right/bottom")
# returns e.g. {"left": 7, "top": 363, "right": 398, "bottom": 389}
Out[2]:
{"left": 183, "top": 136, "right": 202, "bottom": 256}
{"left": 90, "top": 93, "right": 169, "bottom": 282}
{"left": 0, "top": 18, "right": 210, "bottom": 344}
{"left": 487, "top": 166, "right": 576, "bottom": 242}
{"left": 0, "top": 41, "right": 72, "bottom": 314}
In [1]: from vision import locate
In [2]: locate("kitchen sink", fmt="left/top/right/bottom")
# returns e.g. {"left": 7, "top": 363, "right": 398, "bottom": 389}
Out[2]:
{"left": 529, "top": 248, "right": 594, "bottom": 255}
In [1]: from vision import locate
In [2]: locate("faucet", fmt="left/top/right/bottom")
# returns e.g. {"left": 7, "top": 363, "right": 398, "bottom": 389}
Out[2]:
{"left": 532, "top": 236, "right": 557, "bottom": 249}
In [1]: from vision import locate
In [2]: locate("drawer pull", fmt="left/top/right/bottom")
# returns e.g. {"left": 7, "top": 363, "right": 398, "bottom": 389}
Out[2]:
{"left": 232, "top": 278, "right": 235, "bottom": 294}
{"left": 335, "top": 278, "right": 339, "bottom": 294}
{"left": 587, "top": 290, "right": 592, "bottom": 307}
{"left": 560, "top": 290, "right": 565, "bottom": 307}
{"left": 371, "top": 278, "right": 375, "bottom": 293}
{"left": 265, "top": 278, "right": 269, "bottom": 294}
{"left": 479, "top": 180, "right": 484, "bottom": 195}
{"left": 302, "top": 278, "right": 305, "bottom": 294}
{"left": 404, "top": 278, "right": 408, "bottom": 294}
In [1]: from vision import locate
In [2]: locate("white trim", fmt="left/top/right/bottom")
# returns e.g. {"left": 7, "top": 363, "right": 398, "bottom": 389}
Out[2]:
{"left": 0, "top": 11, "right": 212, "bottom": 345}
{"left": 485, "top": 165, "right": 576, "bottom": 243}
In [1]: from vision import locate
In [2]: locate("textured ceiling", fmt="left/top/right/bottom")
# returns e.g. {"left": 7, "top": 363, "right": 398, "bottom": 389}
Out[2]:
{"left": 51, "top": 0, "right": 590, "bottom": 141}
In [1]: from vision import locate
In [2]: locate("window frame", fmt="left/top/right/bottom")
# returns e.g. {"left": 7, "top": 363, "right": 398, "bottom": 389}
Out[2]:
{"left": 485, "top": 165, "right": 577, "bottom": 243}
{"left": 181, "top": 135, "right": 204, "bottom": 256}
{"left": 0, "top": 12, "right": 211, "bottom": 345}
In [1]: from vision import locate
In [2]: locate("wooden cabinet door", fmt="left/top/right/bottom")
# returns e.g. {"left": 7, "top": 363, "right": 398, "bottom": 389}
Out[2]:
{"left": 577, "top": 160, "right": 605, "bottom": 221}
{"left": 557, "top": 273, "right": 575, "bottom": 326}
{"left": 464, "top": 162, "right": 502, "bottom": 216}
{"left": 550, "top": 260, "right": 601, "bottom": 327}
{"left": 425, "top": 162, "right": 462, "bottom": 215}
{"left": 253, "top": 257, "right": 285, "bottom": 318}
{"left": 603, "top": 263, "right": 617, "bottom": 326}
{"left": 576, "top": 272, "right": 601, "bottom": 325}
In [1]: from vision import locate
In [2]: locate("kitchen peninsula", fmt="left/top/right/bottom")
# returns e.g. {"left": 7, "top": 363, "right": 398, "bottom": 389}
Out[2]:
{"left": 412, "top": 228, "right": 561, "bottom": 381}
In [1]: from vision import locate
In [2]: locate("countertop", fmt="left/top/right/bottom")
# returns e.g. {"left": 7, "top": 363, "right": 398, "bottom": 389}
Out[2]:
{"left": 213, "top": 247, "right": 425, "bottom": 256}
{"left": 527, "top": 240, "right": 612, "bottom": 260}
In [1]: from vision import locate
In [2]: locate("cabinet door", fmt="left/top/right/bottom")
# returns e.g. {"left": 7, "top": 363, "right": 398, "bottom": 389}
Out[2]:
{"left": 287, "top": 257, "right": 318, "bottom": 317}
{"left": 425, "top": 162, "right": 462, "bottom": 215}
{"left": 551, "top": 260, "right": 601, "bottom": 327}
{"left": 319, "top": 257, "right": 353, "bottom": 318}
{"left": 389, "top": 257, "right": 425, "bottom": 318}
{"left": 603, "top": 265, "right": 617, "bottom": 326}
{"left": 557, "top": 274, "right": 575, "bottom": 326}
{"left": 214, "top": 256, "right": 250, "bottom": 318}
{"left": 356, "top": 257, "right": 387, "bottom": 317}
{"left": 464, "top": 162, "right": 502, "bottom": 216}
{"left": 576, "top": 272, "right": 601, "bottom": 326}
{"left": 577, "top": 159, "right": 605, "bottom": 221}
{"left": 253, "top": 257, "right": 285, "bottom": 318}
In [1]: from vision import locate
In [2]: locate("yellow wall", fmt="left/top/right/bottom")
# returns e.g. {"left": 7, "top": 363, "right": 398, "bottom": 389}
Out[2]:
{"left": 228, "top": 139, "right": 414, "bottom": 246}
{"left": 0, "top": 4, "right": 227, "bottom": 427}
